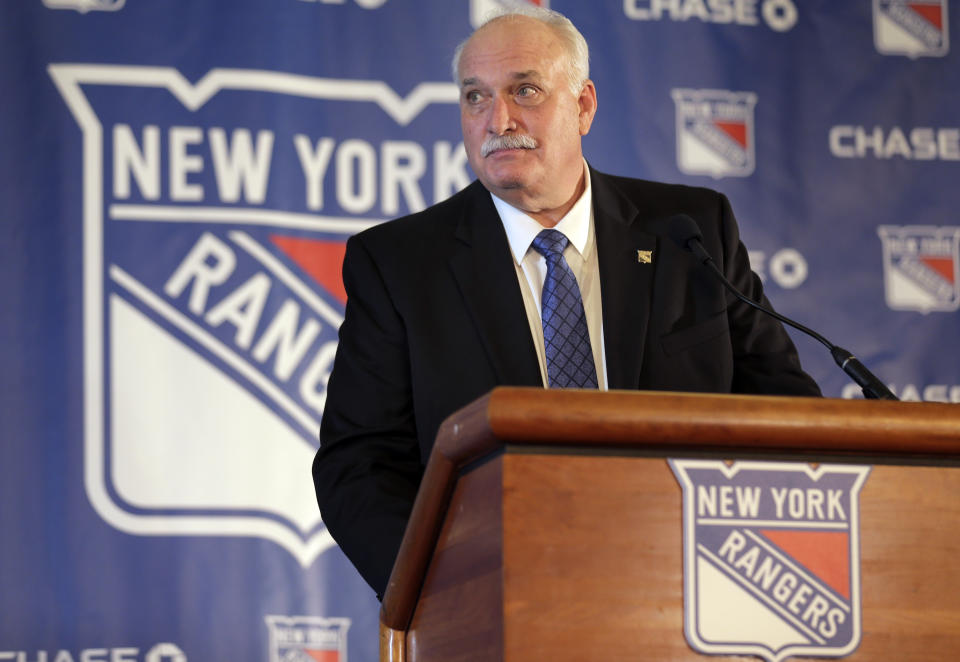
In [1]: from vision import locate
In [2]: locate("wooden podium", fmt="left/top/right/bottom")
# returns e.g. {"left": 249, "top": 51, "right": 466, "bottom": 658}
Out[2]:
{"left": 378, "top": 388, "right": 960, "bottom": 661}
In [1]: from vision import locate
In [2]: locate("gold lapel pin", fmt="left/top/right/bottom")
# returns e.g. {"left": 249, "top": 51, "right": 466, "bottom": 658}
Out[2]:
{"left": 637, "top": 250, "right": 653, "bottom": 264}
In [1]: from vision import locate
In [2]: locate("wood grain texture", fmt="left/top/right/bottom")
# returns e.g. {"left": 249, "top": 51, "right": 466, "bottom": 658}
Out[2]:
{"left": 481, "top": 389, "right": 960, "bottom": 455}
{"left": 379, "top": 388, "right": 960, "bottom": 660}
{"left": 381, "top": 395, "right": 498, "bottom": 631}
{"left": 502, "top": 454, "right": 686, "bottom": 661}
{"left": 499, "top": 455, "right": 960, "bottom": 661}
{"left": 379, "top": 622, "right": 405, "bottom": 662}
{"left": 404, "top": 457, "right": 505, "bottom": 662}
{"left": 858, "top": 465, "right": 960, "bottom": 656}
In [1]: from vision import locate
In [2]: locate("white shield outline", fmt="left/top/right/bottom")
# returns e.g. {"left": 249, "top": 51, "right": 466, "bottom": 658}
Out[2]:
{"left": 670, "top": 459, "right": 870, "bottom": 662}
{"left": 877, "top": 224, "right": 960, "bottom": 314}
{"left": 265, "top": 614, "right": 351, "bottom": 662}
{"left": 48, "top": 64, "right": 459, "bottom": 566}
{"left": 672, "top": 88, "right": 758, "bottom": 179}
{"left": 873, "top": 0, "right": 950, "bottom": 58}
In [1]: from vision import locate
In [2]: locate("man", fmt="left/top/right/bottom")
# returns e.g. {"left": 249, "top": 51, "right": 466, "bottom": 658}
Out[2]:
{"left": 313, "top": 7, "right": 820, "bottom": 600}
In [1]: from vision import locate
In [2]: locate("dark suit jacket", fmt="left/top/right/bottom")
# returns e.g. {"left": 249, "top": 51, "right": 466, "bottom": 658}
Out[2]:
{"left": 313, "top": 168, "right": 820, "bottom": 598}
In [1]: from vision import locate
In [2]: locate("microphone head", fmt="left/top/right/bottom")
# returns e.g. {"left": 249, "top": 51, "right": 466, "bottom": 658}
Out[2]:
{"left": 663, "top": 214, "right": 703, "bottom": 253}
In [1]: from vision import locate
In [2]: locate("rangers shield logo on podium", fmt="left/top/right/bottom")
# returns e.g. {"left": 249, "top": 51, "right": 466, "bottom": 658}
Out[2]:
{"left": 670, "top": 460, "right": 871, "bottom": 662}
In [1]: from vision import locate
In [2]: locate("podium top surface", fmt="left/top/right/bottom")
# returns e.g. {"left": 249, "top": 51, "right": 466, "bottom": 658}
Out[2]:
{"left": 437, "top": 388, "right": 960, "bottom": 463}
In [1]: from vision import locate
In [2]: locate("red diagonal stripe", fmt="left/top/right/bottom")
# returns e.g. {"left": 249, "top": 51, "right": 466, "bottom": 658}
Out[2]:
{"left": 760, "top": 529, "right": 850, "bottom": 600}
{"left": 270, "top": 235, "right": 348, "bottom": 305}
{"left": 908, "top": 3, "right": 943, "bottom": 30}
{"left": 305, "top": 650, "right": 339, "bottom": 662}
{"left": 713, "top": 121, "right": 748, "bottom": 148}
{"left": 920, "top": 256, "right": 955, "bottom": 284}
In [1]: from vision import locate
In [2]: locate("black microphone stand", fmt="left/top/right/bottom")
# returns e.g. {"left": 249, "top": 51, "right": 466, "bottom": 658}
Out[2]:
{"left": 682, "top": 230, "right": 898, "bottom": 401}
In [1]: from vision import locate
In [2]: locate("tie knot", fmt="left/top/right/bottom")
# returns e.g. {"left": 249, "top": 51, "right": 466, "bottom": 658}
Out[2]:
{"left": 531, "top": 229, "right": 569, "bottom": 259}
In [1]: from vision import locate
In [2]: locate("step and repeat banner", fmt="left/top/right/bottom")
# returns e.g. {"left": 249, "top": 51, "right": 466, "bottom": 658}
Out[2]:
{"left": 1, "top": 0, "right": 957, "bottom": 660}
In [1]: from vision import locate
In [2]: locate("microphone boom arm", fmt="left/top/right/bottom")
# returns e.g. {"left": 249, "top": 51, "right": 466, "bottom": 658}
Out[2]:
{"left": 684, "top": 236, "right": 898, "bottom": 401}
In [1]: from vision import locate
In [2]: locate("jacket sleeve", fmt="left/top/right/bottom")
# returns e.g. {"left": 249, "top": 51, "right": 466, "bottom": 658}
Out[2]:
{"left": 715, "top": 194, "right": 822, "bottom": 396}
{"left": 312, "top": 234, "right": 422, "bottom": 600}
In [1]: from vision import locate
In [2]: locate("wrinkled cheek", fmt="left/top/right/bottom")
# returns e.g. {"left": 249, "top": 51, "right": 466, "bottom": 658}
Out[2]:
{"left": 464, "top": 148, "right": 483, "bottom": 178}
{"left": 461, "top": 126, "right": 482, "bottom": 158}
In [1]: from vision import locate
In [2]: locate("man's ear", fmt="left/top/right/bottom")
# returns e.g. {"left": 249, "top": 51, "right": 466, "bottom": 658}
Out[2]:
{"left": 578, "top": 79, "right": 598, "bottom": 136}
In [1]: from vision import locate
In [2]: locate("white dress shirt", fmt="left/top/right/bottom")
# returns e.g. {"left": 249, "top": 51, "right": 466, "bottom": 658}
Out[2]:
{"left": 490, "top": 166, "right": 608, "bottom": 389}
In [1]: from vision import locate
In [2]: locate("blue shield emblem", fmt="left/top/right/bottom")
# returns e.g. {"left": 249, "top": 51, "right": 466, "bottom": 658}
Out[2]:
{"left": 670, "top": 460, "right": 870, "bottom": 662}
{"left": 874, "top": 0, "right": 950, "bottom": 57}
{"left": 265, "top": 615, "right": 350, "bottom": 662}
{"left": 49, "top": 64, "right": 462, "bottom": 566}
{"left": 672, "top": 88, "right": 757, "bottom": 179}
{"left": 878, "top": 225, "right": 960, "bottom": 313}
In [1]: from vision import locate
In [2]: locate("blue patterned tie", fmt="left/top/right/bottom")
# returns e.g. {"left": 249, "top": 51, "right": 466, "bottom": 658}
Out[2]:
{"left": 531, "top": 229, "right": 598, "bottom": 389}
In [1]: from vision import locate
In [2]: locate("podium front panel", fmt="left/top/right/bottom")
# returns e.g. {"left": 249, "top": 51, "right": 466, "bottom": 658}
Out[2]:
{"left": 418, "top": 452, "right": 960, "bottom": 661}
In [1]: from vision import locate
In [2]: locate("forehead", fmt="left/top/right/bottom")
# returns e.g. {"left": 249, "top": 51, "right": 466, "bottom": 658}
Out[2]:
{"left": 458, "top": 17, "right": 565, "bottom": 85}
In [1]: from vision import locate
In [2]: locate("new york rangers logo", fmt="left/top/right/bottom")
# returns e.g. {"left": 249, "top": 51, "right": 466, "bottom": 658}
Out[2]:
{"left": 874, "top": 0, "right": 950, "bottom": 57}
{"left": 49, "top": 64, "right": 463, "bottom": 566}
{"left": 265, "top": 615, "right": 350, "bottom": 662}
{"left": 672, "top": 88, "right": 757, "bottom": 179}
{"left": 670, "top": 460, "right": 870, "bottom": 662}
{"left": 877, "top": 225, "right": 960, "bottom": 313}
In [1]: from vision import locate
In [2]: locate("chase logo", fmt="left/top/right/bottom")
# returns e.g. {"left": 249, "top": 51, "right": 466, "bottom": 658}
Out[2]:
{"left": 874, "top": 0, "right": 950, "bottom": 57}
{"left": 265, "top": 615, "right": 350, "bottom": 662}
{"left": 49, "top": 64, "right": 462, "bottom": 566}
{"left": 670, "top": 460, "right": 870, "bottom": 662}
{"left": 42, "top": 0, "right": 125, "bottom": 11}
{"left": 878, "top": 225, "right": 960, "bottom": 313}
{"left": 672, "top": 88, "right": 757, "bottom": 179}
{"left": 470, "top": 0, "right": 548, "bottom": 28}
{"left": 624, "top": 0, "right": 799, "bottom": 31}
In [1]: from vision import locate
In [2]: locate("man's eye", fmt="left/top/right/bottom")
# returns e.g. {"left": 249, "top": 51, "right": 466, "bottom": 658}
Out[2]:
{"left": 465, "top": 90, "right": 483, "bottom": 103}
{"left": 517, "top": 85, "right": 538, "bottom": 97}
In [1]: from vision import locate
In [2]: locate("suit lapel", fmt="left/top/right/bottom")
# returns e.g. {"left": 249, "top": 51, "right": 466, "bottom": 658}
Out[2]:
{"left": 448, "top": 183, "right": 543, "bottom": 387}
{"left": 592, "top": 169, "right": 657, "bottom": 390}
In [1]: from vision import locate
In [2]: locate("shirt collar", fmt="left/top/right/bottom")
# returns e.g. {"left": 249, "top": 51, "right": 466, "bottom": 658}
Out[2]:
{"left": 492, "top": 161, "right": 593, "bottom": 265}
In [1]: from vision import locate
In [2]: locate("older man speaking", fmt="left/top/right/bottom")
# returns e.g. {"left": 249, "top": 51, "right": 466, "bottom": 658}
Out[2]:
{"left": 313, "top": 6, "right": 820, "bottom": 600}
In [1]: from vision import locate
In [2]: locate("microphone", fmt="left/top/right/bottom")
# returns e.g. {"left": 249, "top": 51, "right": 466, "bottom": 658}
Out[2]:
{"left": 665, "top": 214, "right": 898, "bottom": 400}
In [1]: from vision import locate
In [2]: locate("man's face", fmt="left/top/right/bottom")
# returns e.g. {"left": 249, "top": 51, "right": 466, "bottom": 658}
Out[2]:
{"left": 457, "top": 17, "right": 597, "bottom": 222}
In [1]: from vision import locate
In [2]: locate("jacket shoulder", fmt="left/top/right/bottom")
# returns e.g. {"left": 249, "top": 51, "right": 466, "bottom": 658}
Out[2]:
{"left": 595, "top": 170, "right": 727, "bottom": 216}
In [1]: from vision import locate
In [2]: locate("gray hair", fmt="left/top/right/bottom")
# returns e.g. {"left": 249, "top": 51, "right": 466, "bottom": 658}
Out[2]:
{"left": 451, "top": 5, "right": 590, "bottom": 98}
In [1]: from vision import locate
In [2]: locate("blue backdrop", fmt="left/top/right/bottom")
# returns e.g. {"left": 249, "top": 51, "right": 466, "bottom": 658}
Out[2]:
{"left": 1, "top": 1, "right": 957, "bottom": 660}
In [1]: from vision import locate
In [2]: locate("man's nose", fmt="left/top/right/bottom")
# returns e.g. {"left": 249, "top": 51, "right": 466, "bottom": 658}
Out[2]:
{"left": 487, "top": 95, "right": 516, "bottom": 135}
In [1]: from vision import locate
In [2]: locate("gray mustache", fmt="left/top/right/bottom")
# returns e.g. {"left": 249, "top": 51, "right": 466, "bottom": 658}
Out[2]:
{"left": 481, "top": 134, "right": 538, "bottom": 157}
